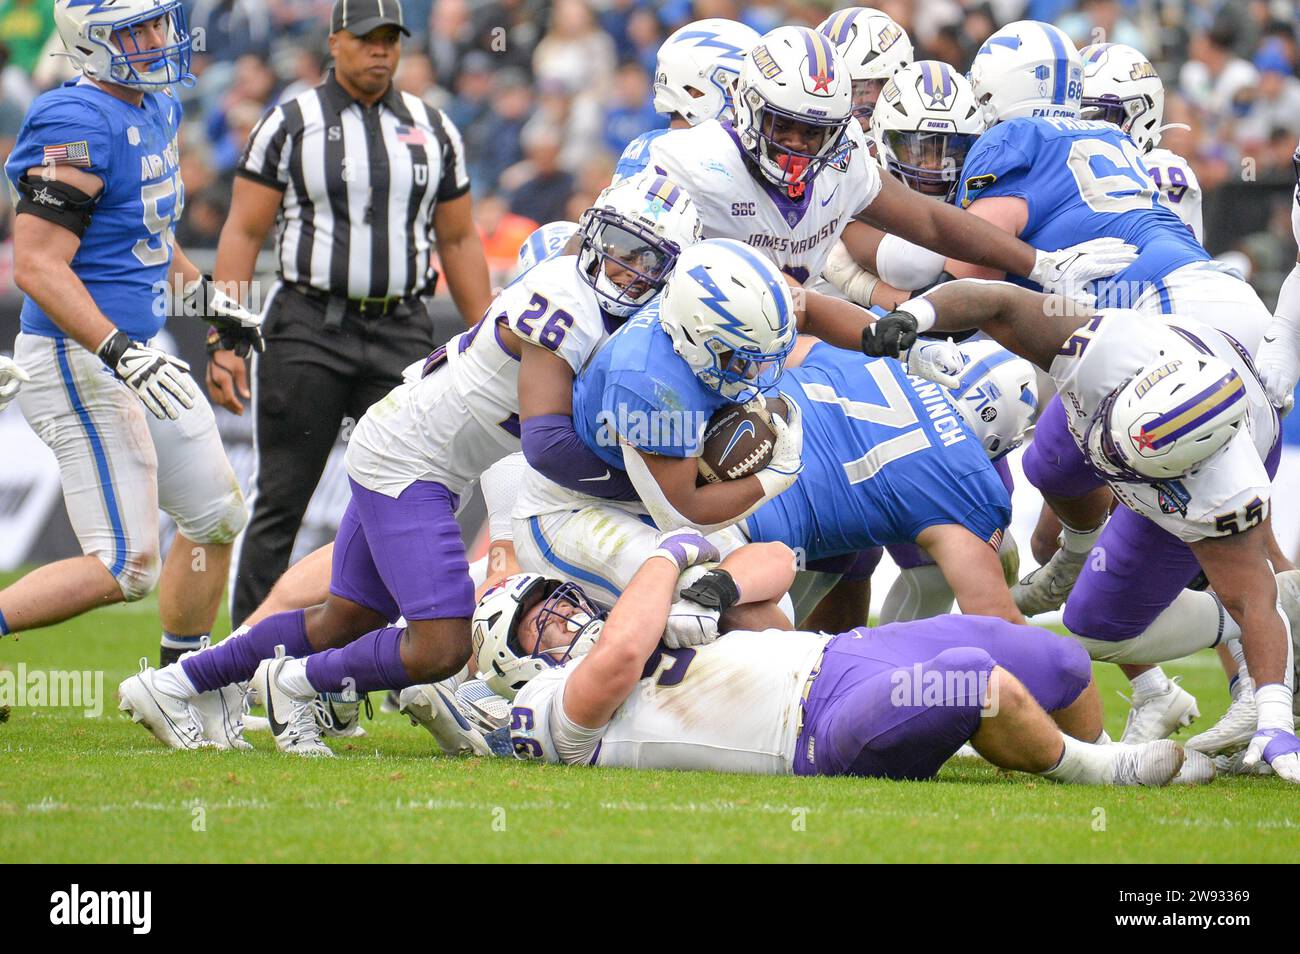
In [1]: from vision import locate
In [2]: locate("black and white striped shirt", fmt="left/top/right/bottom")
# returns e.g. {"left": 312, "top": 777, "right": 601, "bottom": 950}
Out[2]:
{"left": 237, "top": 70, "right": 470, "bottom": 300}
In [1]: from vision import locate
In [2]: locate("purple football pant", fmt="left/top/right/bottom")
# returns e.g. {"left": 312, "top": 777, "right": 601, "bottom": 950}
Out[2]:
{"left": 794, "top": 616, "right": 1091, "bottom": 780}
{"left": 1023, "top": 394, "right": 1281, "bottom": 641}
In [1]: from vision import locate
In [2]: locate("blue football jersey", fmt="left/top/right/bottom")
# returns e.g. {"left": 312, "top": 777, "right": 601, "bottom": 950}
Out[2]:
{"left": 612, "top": 128, "right": 670, "bottom": 183}
{"left": 955, "top": 117, "right": 1208, "bottom": 304}
{"left": 6, "top": 80, "right": 184, "bottom": 342}
{"left": 746, "top": 344, "right": 1010, "bottom": 559}
{"left": 573, "top": 298, "right": 729, "bottom": 469}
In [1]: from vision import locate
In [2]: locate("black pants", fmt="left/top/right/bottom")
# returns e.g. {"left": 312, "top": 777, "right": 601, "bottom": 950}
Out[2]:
{"left": 230, "top": 285, "right": 436, "bottom": 626}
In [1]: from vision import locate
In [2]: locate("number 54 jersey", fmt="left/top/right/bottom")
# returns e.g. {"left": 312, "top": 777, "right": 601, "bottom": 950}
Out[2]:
{"left": 1051, "top": 309, "right": 1279, "bottom": 543}
{"left": 5, "top": 80, "right": 184, "bottom": 343}
{"left": 955, "top": 118, "right": 1208, "bottom": 302}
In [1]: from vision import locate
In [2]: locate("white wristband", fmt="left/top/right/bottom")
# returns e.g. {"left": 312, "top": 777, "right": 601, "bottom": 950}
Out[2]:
{"left": 896, "top": 297, "right": 937, "bottom": 333}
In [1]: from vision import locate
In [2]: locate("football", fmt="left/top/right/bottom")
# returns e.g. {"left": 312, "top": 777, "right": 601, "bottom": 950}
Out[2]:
{"left": 696, "top": 395, "right": 788, "bottom": 484}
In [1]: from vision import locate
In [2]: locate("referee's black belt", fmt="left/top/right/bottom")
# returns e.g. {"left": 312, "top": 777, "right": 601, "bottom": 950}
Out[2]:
{"left": 283, "top": 282, "right": 420, "bottom": 328}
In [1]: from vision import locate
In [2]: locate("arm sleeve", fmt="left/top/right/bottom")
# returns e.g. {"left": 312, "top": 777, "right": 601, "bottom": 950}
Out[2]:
{"left": 235, "top": 106, "right": 291, "bottom": 190}
{"left": 431, "top": 107, "right": 471, "bottom": 202}
{"left": 480, "top": 453, "right": 529, "bottom": 543}
{"left": 876, "top": 233, "right": 949, "bottom": 290}
{"left": 520, "top": 414, "right": 639, "bottom": 500}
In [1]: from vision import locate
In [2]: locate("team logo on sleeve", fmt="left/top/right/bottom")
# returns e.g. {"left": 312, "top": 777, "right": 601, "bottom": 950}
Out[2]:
{"left": 41, "top": 141, "right": 91, "bottom": 168}
{"left": 960, "top": 173, "right": 997, "bottom": 208}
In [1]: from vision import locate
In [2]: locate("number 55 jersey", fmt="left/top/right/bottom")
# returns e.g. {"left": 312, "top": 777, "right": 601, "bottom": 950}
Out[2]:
{"left": 5, "top": 79, "right": 184, "bottom": 342}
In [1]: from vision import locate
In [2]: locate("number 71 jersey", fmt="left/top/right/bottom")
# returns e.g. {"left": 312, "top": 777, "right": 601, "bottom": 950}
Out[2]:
{"left": 5, "top": 80, "right": 184, "bottom": 343}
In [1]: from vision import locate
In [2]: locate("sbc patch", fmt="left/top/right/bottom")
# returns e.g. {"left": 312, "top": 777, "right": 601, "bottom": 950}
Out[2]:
{"left": 960, "top": 173, "right": 997, "bottom": 208}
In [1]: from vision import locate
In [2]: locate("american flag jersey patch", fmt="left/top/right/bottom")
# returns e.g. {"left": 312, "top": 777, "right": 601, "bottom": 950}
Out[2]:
{"left": 41, "top": 141, "right": 92, "bottom": 168}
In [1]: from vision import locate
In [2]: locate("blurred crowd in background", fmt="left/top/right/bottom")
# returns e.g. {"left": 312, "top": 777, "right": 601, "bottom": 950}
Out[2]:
{"left": 1, "top": 0, "right": 1298, "bottom": 299}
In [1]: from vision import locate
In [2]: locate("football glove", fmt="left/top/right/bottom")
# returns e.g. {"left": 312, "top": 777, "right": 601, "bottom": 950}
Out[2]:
{"left": 1241, "top": 728, "right": 1300, "bottom": 783}
{"left": 663, "top": 598, "right": 721, "bottom": 649}
{"left": 648, "top": 530, "right": 721, "bottom": 573}
{"left": 96, "top": 330, "right": 195, "bottom": 421}
{"left": 1027, "top": 237, "right": 1138, "bottom": 305}
{"left": 756, "top": 392, "right": 803, "bottom": 498}
{"left": 861, "top": 310, "right": 918, "bottom": 358}
{"left": 185, "top": 276, "right": 265, "bottom": 357}
{"left": 0, "top": 355, "right": 30, "bottom": 413}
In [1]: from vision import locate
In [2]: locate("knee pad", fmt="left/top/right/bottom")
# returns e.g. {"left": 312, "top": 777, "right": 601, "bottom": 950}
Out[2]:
{"left": 112, "top": 548, "right": 161, "bottom": 602}
{"left": 177, "top": 485, "right": 248, "bottom": 546}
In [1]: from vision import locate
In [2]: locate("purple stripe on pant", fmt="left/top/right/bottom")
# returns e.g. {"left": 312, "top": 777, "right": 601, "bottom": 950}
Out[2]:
{"left": 794, "top": 616, "right": 1091, "bottom": 780}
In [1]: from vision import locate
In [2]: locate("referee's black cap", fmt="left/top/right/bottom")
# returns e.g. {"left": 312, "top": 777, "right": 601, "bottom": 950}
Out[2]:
{"left": 330, "top": 0, "right": 411, "bottom": 37}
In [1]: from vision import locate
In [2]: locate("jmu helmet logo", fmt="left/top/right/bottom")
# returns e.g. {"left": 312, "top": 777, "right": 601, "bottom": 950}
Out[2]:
{"left": 1132, "top": 360, "right": 1181, "bottom": 399}
{"left": 876, "top": 23, "right": 903, "bottom": 52}
{"left": 751, "top": 45, "right": 782, "bottom": 81}
{"left": 1129, "top": 60, "right": 1158, "bottom": 81}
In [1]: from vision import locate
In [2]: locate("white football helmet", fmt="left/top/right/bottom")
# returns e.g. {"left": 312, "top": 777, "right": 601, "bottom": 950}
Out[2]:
{"left": 515, "top": 221, "right": 578, "bottom": 276}
{"left": 1085, "top": 353, "right": 1248, "bottom": 481}
{"left": 1080, "top": 43, "right": 1165, "bottom": 154}
{"left": 871, "top": 60, "right": 984, "bottom": 200}
{"left": 54, "top": 0, "right": 194, "bottom": 88}
{"left": 576, "top": 170, "right": 702, "bottom": 318}
{"left": 968, "top": 20, "right": 1082, "bottom": 126}
{"left": 654, "top": 18, "right": 761, "bottom": 126}
{"left": 472, "top": 574, "right": 605, "bottom": 701}
{"left": 660, "top": 238, "right": 797, "bottom": 404}
{"left": 947, "top": 339, "right": 1038, "bottom": 460}
{"left": 817, "top": 6, "right": 914, "bottom": 125}
{"left": 734, "top": 26, "right": 853, "bottom": 196}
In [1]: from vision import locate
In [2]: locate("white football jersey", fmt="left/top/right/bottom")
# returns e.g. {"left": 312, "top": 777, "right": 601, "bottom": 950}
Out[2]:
{"left": 510, "top": 628, "right": 827, "bottom": 773}
{"left": 1143, "top": 147, "right": 1204, "bottom": 244}
{"left": 1050, "top": 309, "right": 1278, "bottom": 542}
{"left": 646, "top": 119, "right": 883, "bottom": 284}
{"left": 346, "top": 256, "right": 618, "bottom": 498}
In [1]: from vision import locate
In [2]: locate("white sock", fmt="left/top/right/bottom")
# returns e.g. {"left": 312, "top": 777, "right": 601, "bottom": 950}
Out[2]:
{"left": 276, "top": 658, "right": 317, "bottom": 699}
{"left": 1071, "top": 589, "right": 1225, "bottom": 664}
{"left": 1256, "top": 683, "right": 1294, "bottom": 732}
{"left": 1040, "top": 734, "right": 1113, "bottom": 784}
{"left": 152, "top": 662, "right": 199, "bottom": 700}
{"left": 1093, "top": 728, "right": 1112, "bottom": 745}
{"left": 1060, "top": 521, "right": 1103, "bottom": 556}
{"left": 1130, "top": 666, "right": 1170, "bottom": 697}
{"left": 437, "top": 664, "right": 472, "bottom": 692}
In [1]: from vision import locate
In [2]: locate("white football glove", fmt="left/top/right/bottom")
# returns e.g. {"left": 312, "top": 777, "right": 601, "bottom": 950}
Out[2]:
{"left": 1241, "top": 728, "right": 1300, "bottom": 783}
{"left": 0, "top": 355, "right": 31, "bottom": 413}
{"left": 184, "top": 276, "right": 265, "bottom": 356}
{"left": 1028, "top": 237, "right": 1139, "bottom": 304}
{"left": 663, "top": 598, "right": 721, "bottom": 649}
{"left": 822, "top": 239, "right": 880, "bottom": 307}
{"left": 1255, "top": 322, "right": 1300, "bottom": 415}
{"left": 96, "top": 330, "right": 195, "bottom": 421}
{"left": 648, "top": 529, "right": 721, "bottom": 572}
{"left": 901, "top": 337, "right": 963, "bottom": 389}
{"left": 756, "top": 392, "right": 803, "bottom": 498}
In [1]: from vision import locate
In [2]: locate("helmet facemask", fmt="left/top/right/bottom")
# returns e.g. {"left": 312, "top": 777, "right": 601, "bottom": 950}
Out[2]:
{"left": 79, "top": 1, "right": 194, "bottom": 89}
{"left": 513, "top": 581, "right": 606, "bottom": 668}
{"left": 851, "top": 77, "right": 886, "bottom": 125}
{"left": 744, "top": 92, "right": 850, "bottom": 198}
{"left": 1080, "top": 93, "right": 1156, "bottom": 150}
{"left": 882, "top": 128, "right": 978, "bottom": 199}
{"left": 577, "top": 208, "right": 681, "bottom": 318}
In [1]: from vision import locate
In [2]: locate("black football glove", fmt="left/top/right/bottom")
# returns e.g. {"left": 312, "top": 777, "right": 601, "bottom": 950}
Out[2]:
{"left": 861, "top": 310, "right": 918, "bottom": 358}
{"left": 679, "top": 568, "right": 740, "bottom": 614}
{"left": 186, "top": 276, "right": 265, "bottom": 357}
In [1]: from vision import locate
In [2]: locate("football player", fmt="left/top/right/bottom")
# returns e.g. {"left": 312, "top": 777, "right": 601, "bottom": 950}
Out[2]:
{"left": 481, "top": 547, "right": 1193, "bottom": 786}
{"left": 1, "top": 0, "right": 259, "bottom": 663}
{"left": 640, "top": 25, "right": 1137, "bottom": 293}
{"left": 1254, "top": 143, "right": 1300, "bottom": 422}
{"left": 817, "top": 6, "right": 914, "bottom": 130}
{"left": 862, "top": 279, "right": 1300, "bottom": 782}
{"left": 118, "top": 173, "right": 703, "bottom": 755}
{"left": 613, "top": 18, "right": 760, "bottom": 182}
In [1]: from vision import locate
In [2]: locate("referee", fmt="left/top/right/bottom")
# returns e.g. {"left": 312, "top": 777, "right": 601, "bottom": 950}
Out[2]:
{"left": 208, "top": 0, "right": 493, "bottom": 626}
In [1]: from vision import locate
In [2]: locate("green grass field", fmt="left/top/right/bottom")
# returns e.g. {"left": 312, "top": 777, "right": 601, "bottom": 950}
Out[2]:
{"left": 1, "top": 574, "right": 1294, "bottom": 863}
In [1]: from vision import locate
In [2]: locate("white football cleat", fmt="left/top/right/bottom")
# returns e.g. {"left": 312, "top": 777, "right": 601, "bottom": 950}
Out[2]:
{"left": 1185, "top": 672, "right": 1256, "bottom": 755}
{"left": 1106, "top": 739, "right": 1184, "bottom": 787}
{"left": 399, "top": 683, "right": 494, "bottom": 756}
{"left": 118, "top": 660, "right": 216, "bottom": 751}
{"left": 1170, "top": 749, "right": 1216, "bottom": 785}
{"left": 187, "top": 681, "right": 254, "bottom": 751}
{"left": 252, "top": 657, "right": 333, "bottom": 757}
{"left": 455, "top": 678, "right": 511, "bottom": 731}
{"left": 1011, "top": 547, "right": 1086, "bottom": 617}
{"left": 317, "top": 691, "right": 368, "bottom": 737}
{"left": 1118, "top": 676, "right": 1199, "bottom": 744}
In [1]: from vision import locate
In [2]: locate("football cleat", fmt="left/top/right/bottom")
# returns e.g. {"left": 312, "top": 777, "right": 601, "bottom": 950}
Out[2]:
{"left": 399, "top": 683, "right": 496, "bottom": 756}
{"left": 252, "top": 657, "right": 333, "bottom": 757}
{"left": 1185, "top": 672, "right": 1256, "bottom": 755}
{"left": 188, "top": 682, "right": 254, "bottom": 752}
{"left": 316, "top": 691, "right": 369, "bottom": 738}
{"left": 118, "top": 660, "right": 216, "bottom": 751}
{"left": 1118, "top": 676, "right": 1198, "bottom": 744}
{"left": 1011, "top": 547, "right": 1087, "bottom": 617}
{"left": 1169, "top": 749, "right": 1216, "bottom": 785}
{"left": 455, "top": 678, "right": 512, "bottom": 731}
{"left": 1105, "top": 739, "right": 1184, "bottom": 787}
